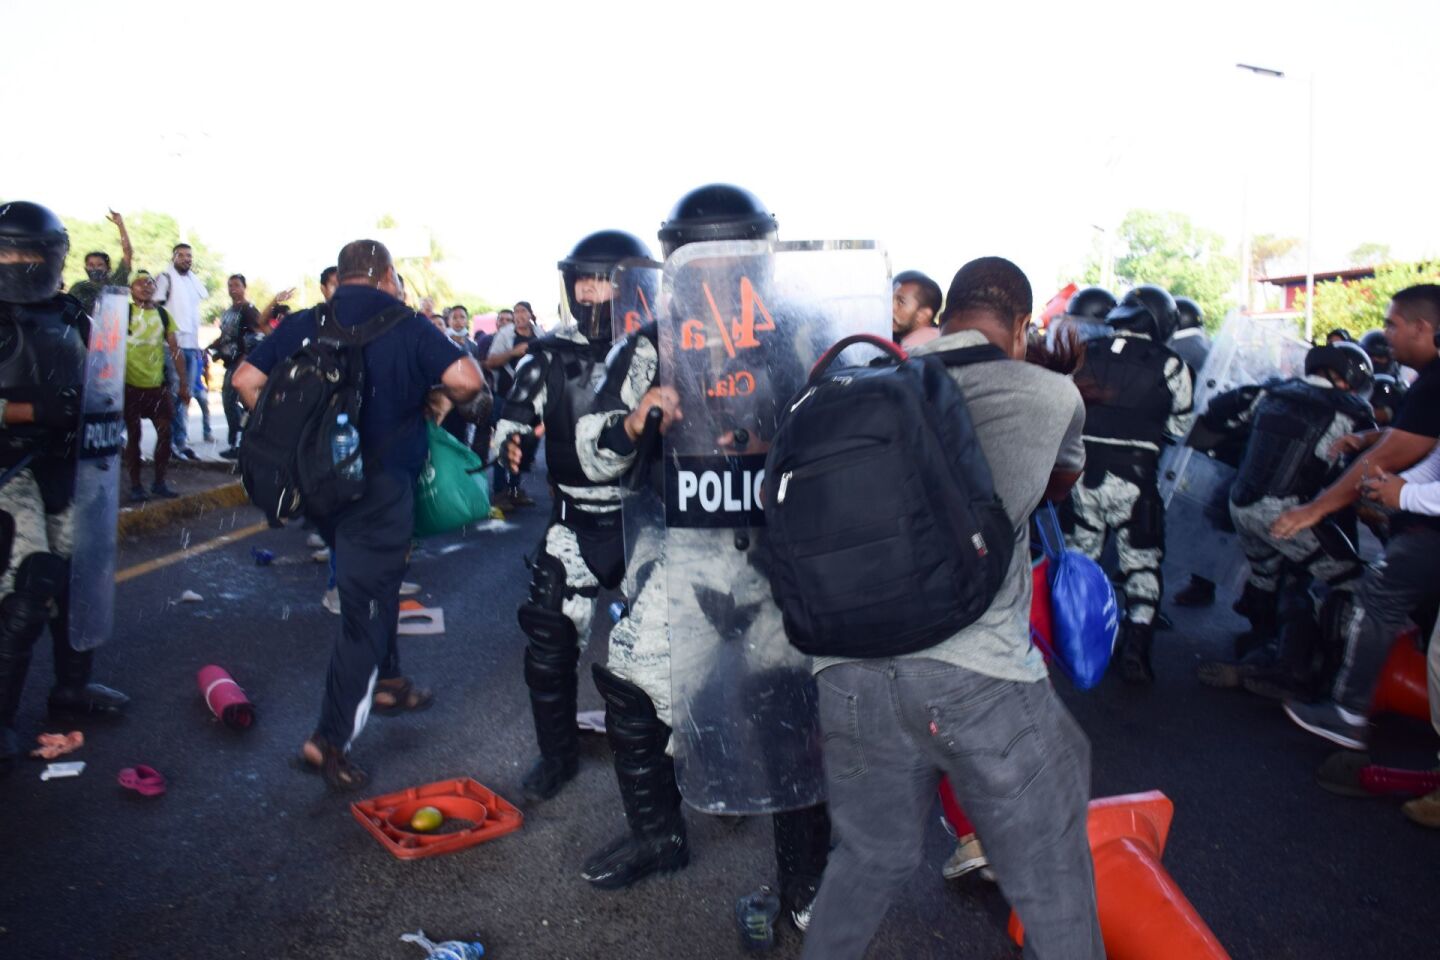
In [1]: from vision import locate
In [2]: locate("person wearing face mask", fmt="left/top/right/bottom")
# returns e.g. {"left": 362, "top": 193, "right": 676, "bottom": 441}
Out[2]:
{"left": 68, "top": 209, "right": 134, "bottom": 318}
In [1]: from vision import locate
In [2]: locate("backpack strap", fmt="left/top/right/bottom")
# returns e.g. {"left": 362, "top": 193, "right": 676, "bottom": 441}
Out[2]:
{"left": 316, "top": 303, "right": 413, "bottom": 345}
{"left": 809, "top": 334, "right": 906, "bottom": 384}
{"left": 929, "top": 343, "right": 1009, "bottom": 368}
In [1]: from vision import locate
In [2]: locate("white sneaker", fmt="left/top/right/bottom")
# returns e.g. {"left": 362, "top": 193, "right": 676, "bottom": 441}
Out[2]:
{"left": 311, "top": 548, "right": 330, "bottom": 563}
{"left": 399, "top": 581, "right": 421, "bottom": 597}
{"left": 322, "top": 588, "right": 341, "bottom": 615}
{"left": 942, "top": 834, "right": 989, "bottom": 880}
{"left": 306, "top": 533, "right": 326, "bottom": 549}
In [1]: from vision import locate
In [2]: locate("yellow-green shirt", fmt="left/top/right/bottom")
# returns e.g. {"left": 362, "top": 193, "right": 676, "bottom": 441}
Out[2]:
{"left": 126, "top": 304, "right": 171, "bottom": 389}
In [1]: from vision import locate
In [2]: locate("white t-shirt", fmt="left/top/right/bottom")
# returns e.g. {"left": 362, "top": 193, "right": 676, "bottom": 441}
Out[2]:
{"left": 153, "top": 266, "right": 208, "bottom": 349}
{"left": 1399, "top": 442, "right": 1440, "bottom": 515}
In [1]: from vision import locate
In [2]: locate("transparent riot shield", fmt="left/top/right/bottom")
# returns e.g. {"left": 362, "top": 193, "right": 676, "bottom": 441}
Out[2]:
{"left": 68, "top": 289, "right": 127, "bottom": 650}
{"left": 608, "top": 259, "right": 667, "bottom": 612}
{"left": 1161, "top": 312, "right": 1310, "bottom": 596}
{"left": 661, "top": 239, "right": 889, "bottom": 814}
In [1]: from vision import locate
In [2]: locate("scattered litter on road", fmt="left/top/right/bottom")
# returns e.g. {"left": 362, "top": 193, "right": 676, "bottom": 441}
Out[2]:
{"left": 398, "top": 600, "right": 445, "bottom": 636}
{"left": 117, "top": 764, "right": 166, "bottom": 796}
{"left": 399, "top": 929, "right": 485, "bottom": 959}
{"left": 250, "top": 548, "right": 274, "bottom": 566}
{"left": 31, "top": 731, "right": 84, "bottom": 759}
{"left": 179, "top": 590, "right": 204, "bottom": 603}
{"left": 576, "top": 711, "right": 606, "bottom": 734}
{"left": 352, "top": 777, "right": 522, "bottom": 860}
{"left": 198, "top": 665, "right": 256, "bottom": 730}
{"left": 40, "top": 761, "right": 86, "bottom": 781}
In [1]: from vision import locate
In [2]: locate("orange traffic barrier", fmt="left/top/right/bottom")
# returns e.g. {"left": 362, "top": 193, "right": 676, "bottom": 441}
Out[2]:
{"left": 352, "top": 777, "right": 522, "bottom": 860}
{"left": 1370, "top": 628, "right": 1430, "bottom": 722}
{"left": 1007, "top": 791, "right": 1229, "bottom": 960}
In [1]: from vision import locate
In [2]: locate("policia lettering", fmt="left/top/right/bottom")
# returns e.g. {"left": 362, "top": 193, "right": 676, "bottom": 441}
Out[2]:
{"left": 572, "top": 184, "right": 834, "bottom": 927}
{"left": 1066, "top": 284, "right": 1194, "bottom": 685}
{"left": 493, "top": 229, "right": 654, "bottom": 803}
{"left": 0, "top": 201, "right": 128, "bottom": 775}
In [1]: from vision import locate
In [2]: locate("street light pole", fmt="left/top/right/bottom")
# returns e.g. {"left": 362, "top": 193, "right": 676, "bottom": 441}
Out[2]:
{"left": 1303, "top": 75, "right": 1316, "bottom": 343}
{"left": 1235, "top": 63, "right": 1287, "bottom": 316}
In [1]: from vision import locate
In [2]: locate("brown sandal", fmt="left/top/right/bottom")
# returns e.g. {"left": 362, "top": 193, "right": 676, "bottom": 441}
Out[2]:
{"left": 295, "top": 736, "right": 369, "bottom": 792}
{"left": 371, "top": 677, "right": 435, "bottom": 715}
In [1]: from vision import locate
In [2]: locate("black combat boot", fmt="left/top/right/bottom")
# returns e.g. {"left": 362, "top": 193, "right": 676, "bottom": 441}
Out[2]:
{"left": 1118, "top": 620, "right": 1155, "bottom": 685}
{"left": 0, "top": 593, "right": 52, "bottom": 776}
{"left": 47, "top": 606, "right": 129, "bottom": 719}
{"left": 773, "top": 804, "right": 831, "bottom": 932}
{"left": 518, "top": 601, "right": 581, "bottom": 802}
{"left": 583, "top": 666, "right": 689, "bottom": 889}
{"left": 1231, "top": 583, "right": 1279, "bottom": 660}
{"left": 519, "top": 647, "right": 580, "bottom": 802}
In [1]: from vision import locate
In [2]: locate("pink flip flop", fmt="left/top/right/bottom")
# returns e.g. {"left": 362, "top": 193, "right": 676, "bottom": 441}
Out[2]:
{"left": 117, "top": 765, "right": 167, "bottom": 797}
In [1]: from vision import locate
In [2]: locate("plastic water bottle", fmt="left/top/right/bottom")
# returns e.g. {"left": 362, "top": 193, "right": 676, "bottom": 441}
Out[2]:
{"left": 735, "top": 885, "right": 781, "bottom": 951}
{"left": 399, "top": 930, "right": 484, "bottom": 959}
{"left": 331, "top": 413, "right": 362, "bottom": 481}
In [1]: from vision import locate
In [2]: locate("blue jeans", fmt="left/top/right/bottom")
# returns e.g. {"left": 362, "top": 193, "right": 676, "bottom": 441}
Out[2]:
{"left": 801, "top": 660, "right": 1102, "bottom": 960}
{"left": 171, "top": 347, "right": 210, "bottom": 449}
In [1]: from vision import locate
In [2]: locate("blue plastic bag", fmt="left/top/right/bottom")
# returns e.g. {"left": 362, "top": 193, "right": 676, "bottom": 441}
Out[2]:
{"left": 1034, "top": 504, "right": 1118, "bottom": 689}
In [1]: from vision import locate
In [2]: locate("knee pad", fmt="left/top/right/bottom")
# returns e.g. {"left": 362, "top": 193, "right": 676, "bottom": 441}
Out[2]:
{"left": 527, "top": 551, "right": 567, "bottom": 611}
{"left": 13, "top": 553, "right": 67, "bottom": 601}
{"left": 1126, "top": 492, "right": 1165, "bottom": 551}
{"left": 593, "top": 664, "right": 669, "bottom": 763}
{"left": 522, "top": 607, "right": 579, "bottom": 694}
{"left": 0, "top": 592, "right": 51, "bottom": 651}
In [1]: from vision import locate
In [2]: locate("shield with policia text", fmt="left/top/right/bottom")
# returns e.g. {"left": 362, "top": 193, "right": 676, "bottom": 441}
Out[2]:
{"left": 68, "top": 288, "right": 127, "bottom": 650}
{"left": 659, "top": 239, "right": 889, "bottom": 814}
{"left": 1160, "top": 312, "right": 1310, "bottom": 597}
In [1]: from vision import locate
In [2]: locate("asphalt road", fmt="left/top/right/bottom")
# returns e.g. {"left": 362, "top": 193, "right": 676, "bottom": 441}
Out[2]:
{"left": 0, "top": 478, "right": 1436, "bottom": 960}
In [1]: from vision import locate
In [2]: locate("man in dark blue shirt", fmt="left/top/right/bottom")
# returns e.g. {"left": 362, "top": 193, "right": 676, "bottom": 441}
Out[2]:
{"left": 235, "top": 239, "right": 482, "bottom": 790}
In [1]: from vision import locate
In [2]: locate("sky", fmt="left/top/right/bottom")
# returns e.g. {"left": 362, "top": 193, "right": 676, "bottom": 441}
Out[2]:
{"left": 4, "top": 0, "right": 1438, "bottom": 319}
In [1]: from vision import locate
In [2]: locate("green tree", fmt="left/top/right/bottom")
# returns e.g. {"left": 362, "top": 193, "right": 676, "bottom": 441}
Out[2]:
{"left": 1251, "top": 233, "right": 1301, "bottom": 279}
{"left": 1298, "top": 260, "right": 1440, "bottom": 341}
{"left": 1347, "top": 241, "right": 1392, "bottom": 268}
{"left": 1083, "top": 209, "right": 1239, "bottom": 333}
{"left": 61, "top": 209, "right": 231, "bottom": 335}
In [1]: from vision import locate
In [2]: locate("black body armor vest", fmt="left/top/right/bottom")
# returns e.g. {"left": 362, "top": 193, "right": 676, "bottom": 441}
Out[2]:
{"left": 0, "top": 296, "right": 87, "bottom": 466}
{"left": 1076, "top": 335, "right": 1177, "bottom": 447}
{"left": 1233, "top": 379, "right": 1372, "bottom": 506}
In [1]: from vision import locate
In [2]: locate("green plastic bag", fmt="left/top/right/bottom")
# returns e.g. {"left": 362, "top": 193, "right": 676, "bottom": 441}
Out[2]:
{"left": 413, "top": 421, "right": 492, "bottom": 537}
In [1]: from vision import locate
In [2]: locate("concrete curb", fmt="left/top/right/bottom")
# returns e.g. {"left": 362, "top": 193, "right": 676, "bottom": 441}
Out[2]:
{"left": 118, "top": 481, "right": 253, "bottom": 537}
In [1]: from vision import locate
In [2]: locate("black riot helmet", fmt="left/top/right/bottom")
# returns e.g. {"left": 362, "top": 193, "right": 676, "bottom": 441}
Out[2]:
{"left": 1359, "top": 329, "right": 1394, "bottom": 370}
{"left": 557, "top": 230, "right": 654, "bottom": 343}
{"left": 1107, "top": 284, "right": 1180, "bottom": 343}
{"left": 1305, "top": 341, "right": 1374, "bottom": 400}
{"left": 1066, "top": 286, "right": 1117, "bottom": 323}
{"left": 1371, "top": 373, "right": 1403, "bottom": 423}
{"left": 1174, "top": 296, "right": 1204, "bottom": 332}
{"left": 657, "top": 183, "right": 778, "bottom": 258}
{"left": 0, "top": 201, "right": 69, "bottom": 304}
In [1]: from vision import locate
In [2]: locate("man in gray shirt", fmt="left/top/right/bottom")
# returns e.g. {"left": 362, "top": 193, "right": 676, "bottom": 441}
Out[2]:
{"left": 802, "top": 258, "right": 1102, "bottom": 960}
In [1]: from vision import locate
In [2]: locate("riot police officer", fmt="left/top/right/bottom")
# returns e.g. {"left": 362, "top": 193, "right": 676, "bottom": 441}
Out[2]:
{"left": 1065, "top": 284, "right": 1193, "bottom": 683}
{"left": 492, "top": 229, "right": 654, "bottom": 802}
{"left": 1048, "top": 285, "right": 1115, "bottom": 348}
{"left": 1169, "top": 296, "right": 1210, "bottom": 378}
{"left": 573, "top": 184, "right": 833, "bottom": 936}
{"left": 0, "top": 201, "right": 128, "bottom": 774}
{"left": 1195, "top": 342, "right": 1375, "bottom": 696}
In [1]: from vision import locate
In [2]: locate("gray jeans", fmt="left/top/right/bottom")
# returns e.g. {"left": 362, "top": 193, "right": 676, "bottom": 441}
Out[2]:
{"left": 1333, "top": 524, "right": 1440, "bottom": 713}
{"left": 801, "top": 659, "right": 1103, "bottom": 960}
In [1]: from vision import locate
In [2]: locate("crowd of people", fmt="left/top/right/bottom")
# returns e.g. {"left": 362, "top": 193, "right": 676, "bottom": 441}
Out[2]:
{"left": 1, "top": 182, "right": 1437, "bottom": 958}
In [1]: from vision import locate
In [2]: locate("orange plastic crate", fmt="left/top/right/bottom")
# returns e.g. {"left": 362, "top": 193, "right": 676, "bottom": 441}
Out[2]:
{"left": 351, "top": 777, "right": 523, "bottom": 860}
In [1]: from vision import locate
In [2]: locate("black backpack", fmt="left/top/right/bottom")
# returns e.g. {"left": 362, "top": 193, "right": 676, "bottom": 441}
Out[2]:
{"left": 761, "top": 334, "right": 1015, "bottom": 658}
{"left": 239, "top": 303, "right": 410, "bottom": 521}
